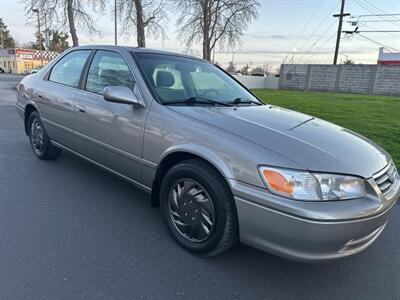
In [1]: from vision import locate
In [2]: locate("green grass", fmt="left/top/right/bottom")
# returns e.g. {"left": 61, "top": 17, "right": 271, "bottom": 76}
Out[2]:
{"left": 252, "top": 89, "right": 400, "bottom": 168}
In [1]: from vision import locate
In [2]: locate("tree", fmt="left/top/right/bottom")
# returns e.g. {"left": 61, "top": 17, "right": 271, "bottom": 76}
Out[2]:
{"left": 0, "top": 18, "right": 16, "bottom": 49}
{"left": 342, "top": 58, "right": 355, "bottom": 65}
{"left": 24, "top": 0, "right": 105, "bottom": 47}
{"left": 240, "top": 63, "right": 252, "bottom": 75}
{"left": 226, "top": 61, "right": 236, "bottom": 73}
{"left": 34, "top": 30, "right": 45, "bottom": 50}
{"left": 20, "top": 41, "right": 39, "bottom": 49}
{"left": 48, "top": 30, "right": 69, "bottom": 52}
{"left": 174, "top": 0, "right": 260, "bottom": 61}
{"left": 21, "top": 31, "right": 45, "bottom": 50}
{"left": 117, "top": 0, "right": 169, "bottom": 47}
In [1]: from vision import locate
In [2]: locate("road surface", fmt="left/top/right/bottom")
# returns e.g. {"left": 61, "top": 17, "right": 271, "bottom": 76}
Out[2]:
{"left": 0, "top": 73, "right": 399, "bottom": 299}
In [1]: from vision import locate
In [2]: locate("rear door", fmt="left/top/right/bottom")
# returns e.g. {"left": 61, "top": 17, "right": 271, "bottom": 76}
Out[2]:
{"left": 36, "top": 50, "right": 91, "bottom": 149}
{"left": 73, "top": 50, "right": 148, "bottom": 183}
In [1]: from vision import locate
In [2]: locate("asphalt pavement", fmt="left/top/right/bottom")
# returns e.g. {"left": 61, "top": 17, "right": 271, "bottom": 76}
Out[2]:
{"left": 0, "top": 73, "right": 399, "bottom": 300}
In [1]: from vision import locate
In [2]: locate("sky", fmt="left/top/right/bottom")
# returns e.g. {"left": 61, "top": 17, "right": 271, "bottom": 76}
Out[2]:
{"left": 1, "top": 0, "right": 400, "bottom": 69}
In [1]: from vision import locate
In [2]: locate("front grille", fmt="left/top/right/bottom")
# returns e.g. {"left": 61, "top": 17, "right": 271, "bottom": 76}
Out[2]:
{"left": 373, "top": 161, "right": 400, "bottom": 199}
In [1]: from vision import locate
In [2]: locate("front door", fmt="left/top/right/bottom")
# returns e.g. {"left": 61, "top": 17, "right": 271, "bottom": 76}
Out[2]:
{"left": 73, "top": 50, "right": 147, "bottom": 183}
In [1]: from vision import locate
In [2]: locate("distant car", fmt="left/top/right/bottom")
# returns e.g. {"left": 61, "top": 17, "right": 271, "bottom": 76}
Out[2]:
{"left": 0, "top": 67, "right": 4, "bottom": 73}
{"left": 251, "top": 72, "right": 266, "bottom": 77}
{"left": 16, "top": 45, "right": 400, "bottom": 261}
{"left": 29, "top": 67, "right": 43, "bottom": 75}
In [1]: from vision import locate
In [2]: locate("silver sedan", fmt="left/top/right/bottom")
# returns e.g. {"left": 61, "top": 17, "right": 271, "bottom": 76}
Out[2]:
{"left": 16, "top": 45, "right": 399, "bottom": 261}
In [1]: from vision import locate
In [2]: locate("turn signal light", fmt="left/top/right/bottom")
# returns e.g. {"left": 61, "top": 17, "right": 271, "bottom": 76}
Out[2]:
{"left": 262, "top": 169, "right": 294, "bottom": 194}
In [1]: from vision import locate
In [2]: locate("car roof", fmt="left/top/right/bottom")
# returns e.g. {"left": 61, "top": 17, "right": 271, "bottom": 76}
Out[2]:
{"left": 72, "top": 45, "right": 207, "bottom": 62}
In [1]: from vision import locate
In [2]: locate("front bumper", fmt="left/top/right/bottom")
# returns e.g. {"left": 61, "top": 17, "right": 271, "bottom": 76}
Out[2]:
{"left": 230, "top": 179, "right": 399, "bottom": 262}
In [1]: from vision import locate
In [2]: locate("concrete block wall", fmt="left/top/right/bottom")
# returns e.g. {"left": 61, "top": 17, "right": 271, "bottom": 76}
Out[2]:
{"left": 308, "top": 65, "right": 338, "bottom": 91}
{"left": 338, "top": 65, "right": 375, "bottom": 94}
{"left": 279, "top": 64, "right": 400, "bottom": 96}
{"left": 373, "top": 66, "right": 400, "bottom": 96}
{"left": 279, "top": 65, "right": 309, "bottom": 90}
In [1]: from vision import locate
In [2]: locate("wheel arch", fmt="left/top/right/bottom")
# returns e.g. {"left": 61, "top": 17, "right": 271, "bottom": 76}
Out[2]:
{"left": 150, "top": 147, "right": 234, "bottom": 208}
{"left": 24, "top": 103, "right": 38, "bottom": 135}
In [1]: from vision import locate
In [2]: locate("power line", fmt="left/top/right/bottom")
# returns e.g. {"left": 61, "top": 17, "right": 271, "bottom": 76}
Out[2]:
{"left": 362, "top": 24, "right": 399, "bottom": 37}
{"left": 316, "top": 31, "right": 338, "bottom": 51}
{"left": 298, "top": 21, "right": 337, "bottom": 63}
{"left": 356, "top": 33, "right": 400, "bottom": 52}
{"left": 284, "top": 0, "right": 400, "bottom": 64}
{"left": 283, "top": 0, "right": 340, "bottom": 63}
{"left": 343, "top": 26, "right": 400, "bottom": 34}
{"left": 354, "top": 20, "right": 400, "bottom": 23}
{"left": 351, "top": 30, "right": 400, "bottom": 33}
{"left": 283, "top": 0, "right": 326, "bottom": 63}
{"left": 304, "top": 31, "right": 337, "bottom": 63}
{"left": 355, "top": 13, "right": 400, "bottom": 18}
{"left": 358, "top": 0, "right": 400, "bottom": 21}
{"left": 295, "top": 1, "right": 340, "bottom": 54}
{"left": 292, "top": 1, "right": 342, "bottom": 64}
{"left": 353, "top": 0, "right": 400, "bottom": 28}
{"left": 359, "top": 0, "right": 400, "bottom": 21}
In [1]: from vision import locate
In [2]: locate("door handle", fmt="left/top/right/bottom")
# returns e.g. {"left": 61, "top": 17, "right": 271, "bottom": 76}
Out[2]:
{"left": 75, "top": 104, "right": 86, "bottom": 113}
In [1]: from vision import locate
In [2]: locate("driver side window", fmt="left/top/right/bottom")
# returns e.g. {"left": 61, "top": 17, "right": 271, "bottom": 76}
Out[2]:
{"left": 151, "top": 64, "right": 185, "bottom": 101}
{"left": 49, "top": 50, "right": 91, "bottom": 88}
{"left": 86, "top": 51, "right": 136, "bottom": 95}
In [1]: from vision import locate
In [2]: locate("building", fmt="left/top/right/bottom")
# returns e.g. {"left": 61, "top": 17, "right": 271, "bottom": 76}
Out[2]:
{"left": 0, "top": 48, "right": 59, "bottom": 74}
{"left": 377, "top": 47, "right": 400, "bottom": 65}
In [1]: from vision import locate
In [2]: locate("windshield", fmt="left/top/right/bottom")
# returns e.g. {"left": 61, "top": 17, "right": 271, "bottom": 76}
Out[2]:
{"left": 133, "top": 52, "right": 261, "bottom": 105}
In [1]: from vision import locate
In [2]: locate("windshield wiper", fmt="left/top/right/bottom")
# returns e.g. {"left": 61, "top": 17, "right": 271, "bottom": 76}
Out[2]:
{"left": 164, "top": 96, "right": 234, "bottom": 107}
{"left": 231, "top": 97, "right": 263, "bottom": 106}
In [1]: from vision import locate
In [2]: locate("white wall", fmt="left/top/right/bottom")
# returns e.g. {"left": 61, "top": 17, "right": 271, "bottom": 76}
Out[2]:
{"left": 232, "top": 75, "right": 279, "bottom": 89}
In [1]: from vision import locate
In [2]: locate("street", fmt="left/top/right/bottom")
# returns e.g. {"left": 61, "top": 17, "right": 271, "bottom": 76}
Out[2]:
{"left": 0, "top": 73, "right": 399, "bottom": 300}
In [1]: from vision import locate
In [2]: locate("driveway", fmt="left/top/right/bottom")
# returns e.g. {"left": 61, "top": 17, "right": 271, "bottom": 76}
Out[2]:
{"left": 0, "top": 73, "right": 399, "bottom": 300}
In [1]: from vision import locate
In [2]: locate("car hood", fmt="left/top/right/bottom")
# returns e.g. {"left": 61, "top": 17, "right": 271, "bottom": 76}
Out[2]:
{"left": 168, "top": 105, "right": 390, "bottom": 178}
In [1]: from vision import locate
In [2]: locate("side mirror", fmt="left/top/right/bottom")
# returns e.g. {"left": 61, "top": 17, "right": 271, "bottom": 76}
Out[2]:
{"left": 103, "top": 86, "right": 144, "bottom": 107}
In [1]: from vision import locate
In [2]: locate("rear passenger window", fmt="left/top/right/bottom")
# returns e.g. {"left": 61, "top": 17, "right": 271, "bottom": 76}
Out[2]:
{"left": 85, "top": 51, "right": 135, "bottom": 95}
{"left": 49, "top": 50, "right": 91, "bottom": 88}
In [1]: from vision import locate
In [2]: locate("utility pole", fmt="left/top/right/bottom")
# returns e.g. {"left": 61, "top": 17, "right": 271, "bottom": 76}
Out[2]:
{"left": 114, "top": 0, "right": 118, "bottom": 45}
{"left": 0, "top": 30, "right": 4, "bottom": 49}
{"left": 44, "top": 14, "right": 49, "bottom": 51}
{"left": 333, "top": 0, "right": 350, "bottom": 65}
{"left": 32, "top": 8, "right": 44, "bottom": 66}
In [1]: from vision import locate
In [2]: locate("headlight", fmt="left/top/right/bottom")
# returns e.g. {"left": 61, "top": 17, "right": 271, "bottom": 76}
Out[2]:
{"left": 258, "top": 166, "right": 366, "bottom": 201}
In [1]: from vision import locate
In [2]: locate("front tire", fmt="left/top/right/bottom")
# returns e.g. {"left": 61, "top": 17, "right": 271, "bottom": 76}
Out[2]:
{"left": 160, "top": 159, "right": 238, "bottom": 257}
{"left": 28, "top": 111, "right": 61, "bottom": 160}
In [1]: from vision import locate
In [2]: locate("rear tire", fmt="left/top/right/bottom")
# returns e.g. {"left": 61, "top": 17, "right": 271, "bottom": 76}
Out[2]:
{"left": 28, "top": 111, "right": 61, "bottom": 160}
{"left": 160, "top": 159, "right": 238, "bottom": 257}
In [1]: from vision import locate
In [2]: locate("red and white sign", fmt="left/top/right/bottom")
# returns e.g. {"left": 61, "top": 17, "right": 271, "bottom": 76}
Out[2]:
{"left": 16, "top": 49, "right": 35, "bottom": 60}
{"left": 377, "top": 47, "right": 400, "bottom": 65}
{"left": 19, "top": 53, "right": 34, "bottom": 59}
